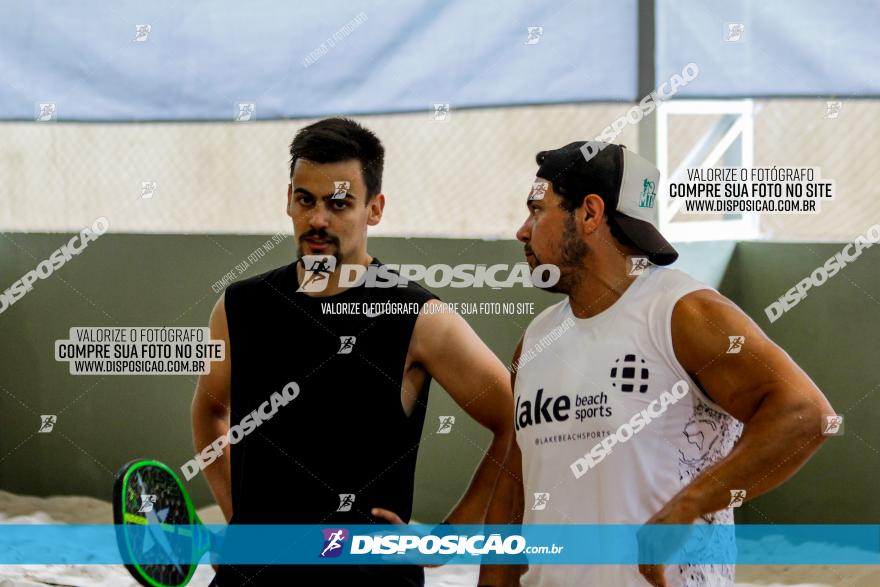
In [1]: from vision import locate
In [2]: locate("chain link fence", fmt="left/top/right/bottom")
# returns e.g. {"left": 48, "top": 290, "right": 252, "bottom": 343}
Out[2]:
{"left": 2, "top": 100, "right": 876, "bottom": 241}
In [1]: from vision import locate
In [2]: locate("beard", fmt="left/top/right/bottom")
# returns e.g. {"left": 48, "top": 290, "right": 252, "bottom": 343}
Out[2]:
{"left": 296, "top": 229, "right": 343, "bottom": 266}
{"left": 532, "top": 214, "right": 588, "bottom": 294}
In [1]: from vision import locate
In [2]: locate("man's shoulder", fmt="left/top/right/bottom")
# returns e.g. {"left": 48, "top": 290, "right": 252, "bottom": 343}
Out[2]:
{"left": 225, "top": 262, "right": 294, "bottom": 298}
{"left": 645, "top": 265, "right": 714, "bottom": 300}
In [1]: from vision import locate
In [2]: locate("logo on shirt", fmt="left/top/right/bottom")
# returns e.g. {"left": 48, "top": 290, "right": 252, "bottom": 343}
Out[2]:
{"left": 517, "top": 389, "right": 615, "bottom": 430}
{"left": 320, "top": 528, "right": 349, "bottom": 558}
{"left": 363, "top": 306, "right": 385, "bottom": 318}
{"left": 610, "top": 354, "right": 649, "bottom": 393}
{"left": 515, "top": 389, "right": 570, "bottom": 431}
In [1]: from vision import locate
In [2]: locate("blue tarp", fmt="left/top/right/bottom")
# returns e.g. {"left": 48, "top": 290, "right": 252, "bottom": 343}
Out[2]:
{"left": 0, "top": 1, "right": 875, "bottom": 121}
{"left": 0, "top": 0, "right": 635, "bottom": 121}
{"left": 657, "top": 0, "right": 880, "bottom": 97}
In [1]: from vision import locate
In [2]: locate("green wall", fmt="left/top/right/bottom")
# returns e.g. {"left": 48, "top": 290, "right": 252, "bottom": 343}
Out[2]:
{"left": 0, "top": 234, "right": 875, "bottom": 523}
{"left": 720, "top": 242, "right": 880, "bottom": 524}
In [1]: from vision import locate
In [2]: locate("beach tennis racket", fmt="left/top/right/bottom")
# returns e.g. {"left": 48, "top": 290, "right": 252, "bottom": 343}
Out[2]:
{"left": 113, "top": 459, "right": 213, "bottom": 587}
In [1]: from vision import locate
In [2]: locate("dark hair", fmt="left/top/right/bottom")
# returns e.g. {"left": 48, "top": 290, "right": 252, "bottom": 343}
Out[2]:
{"left": 534, "top": 149, "right": 636, "bottom": 248}
{"left": 289, "top": 117, "right": 385, "bottom": 202}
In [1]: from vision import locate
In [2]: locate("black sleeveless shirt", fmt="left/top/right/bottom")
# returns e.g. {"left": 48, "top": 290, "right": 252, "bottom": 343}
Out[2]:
{"left": 216, "top": 258, "right": 437, "bottom": 585}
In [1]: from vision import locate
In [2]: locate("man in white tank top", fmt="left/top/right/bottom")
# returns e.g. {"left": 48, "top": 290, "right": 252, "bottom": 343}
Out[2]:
{"left": 478, "top": 142, "right": 834, "bottom": 587}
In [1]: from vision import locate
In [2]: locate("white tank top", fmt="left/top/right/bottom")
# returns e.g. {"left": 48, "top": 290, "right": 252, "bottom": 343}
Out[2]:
{"left": 516, "top": 266, "right": 743, "bottom": 587}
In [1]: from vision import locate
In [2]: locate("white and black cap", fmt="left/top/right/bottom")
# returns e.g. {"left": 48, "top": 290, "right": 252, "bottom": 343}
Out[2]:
{"left": 535, "top": 141, "right": 678, "bottom": 265}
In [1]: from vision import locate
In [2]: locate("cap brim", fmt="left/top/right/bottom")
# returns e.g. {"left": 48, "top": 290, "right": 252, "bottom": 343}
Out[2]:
{"left": 614, "top": 213, "right": 678, "bottom": 266}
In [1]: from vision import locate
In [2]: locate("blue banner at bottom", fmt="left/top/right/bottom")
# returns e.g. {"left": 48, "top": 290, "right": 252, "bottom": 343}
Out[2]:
{"left": 1, "top": 524, "right": 878, "bottom": 565}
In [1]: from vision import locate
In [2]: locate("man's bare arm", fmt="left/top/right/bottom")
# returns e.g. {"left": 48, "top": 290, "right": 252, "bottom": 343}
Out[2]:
{"left": 409, "top": 300, "right": 515, "bottom": 525}
{"left": 479, "top": 336, "right": 526, "bottom": 587}
{"left": 191, "top": 294, "right": 233, "bottom": 522}
{"left": 667, "top": 289, "right": 834, "bottom": 514}
{"left": 640, "top": 289, "right": 834, "bottom": 586}
{"left": 371, "top": 300, "right": 514, "bottom": 526}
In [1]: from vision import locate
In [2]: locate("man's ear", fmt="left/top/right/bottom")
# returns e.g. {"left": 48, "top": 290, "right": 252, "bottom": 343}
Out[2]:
{"left": 367, "top": 193, "right": 385, "bottom": 226}
{"left": 580, "top": 194, "right": 605, "bottom": 233}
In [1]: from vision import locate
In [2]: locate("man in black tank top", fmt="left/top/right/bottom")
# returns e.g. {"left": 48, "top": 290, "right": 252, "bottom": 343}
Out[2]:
{"left": 191, "top": 118, "right": 514, "bottom": 586}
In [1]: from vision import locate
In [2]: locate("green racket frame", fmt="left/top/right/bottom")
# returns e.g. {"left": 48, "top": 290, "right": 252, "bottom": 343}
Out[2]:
{"left": 113, "top": 458, "right": 207, "bottom": 587}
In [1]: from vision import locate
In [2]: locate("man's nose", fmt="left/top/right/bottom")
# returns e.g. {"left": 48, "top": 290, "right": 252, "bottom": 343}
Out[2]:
{"left": 516, "top": 219, "right": 531, "bottom": 243}
{"left": 309, "top": 205, "right": 330, "bottom": 229}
